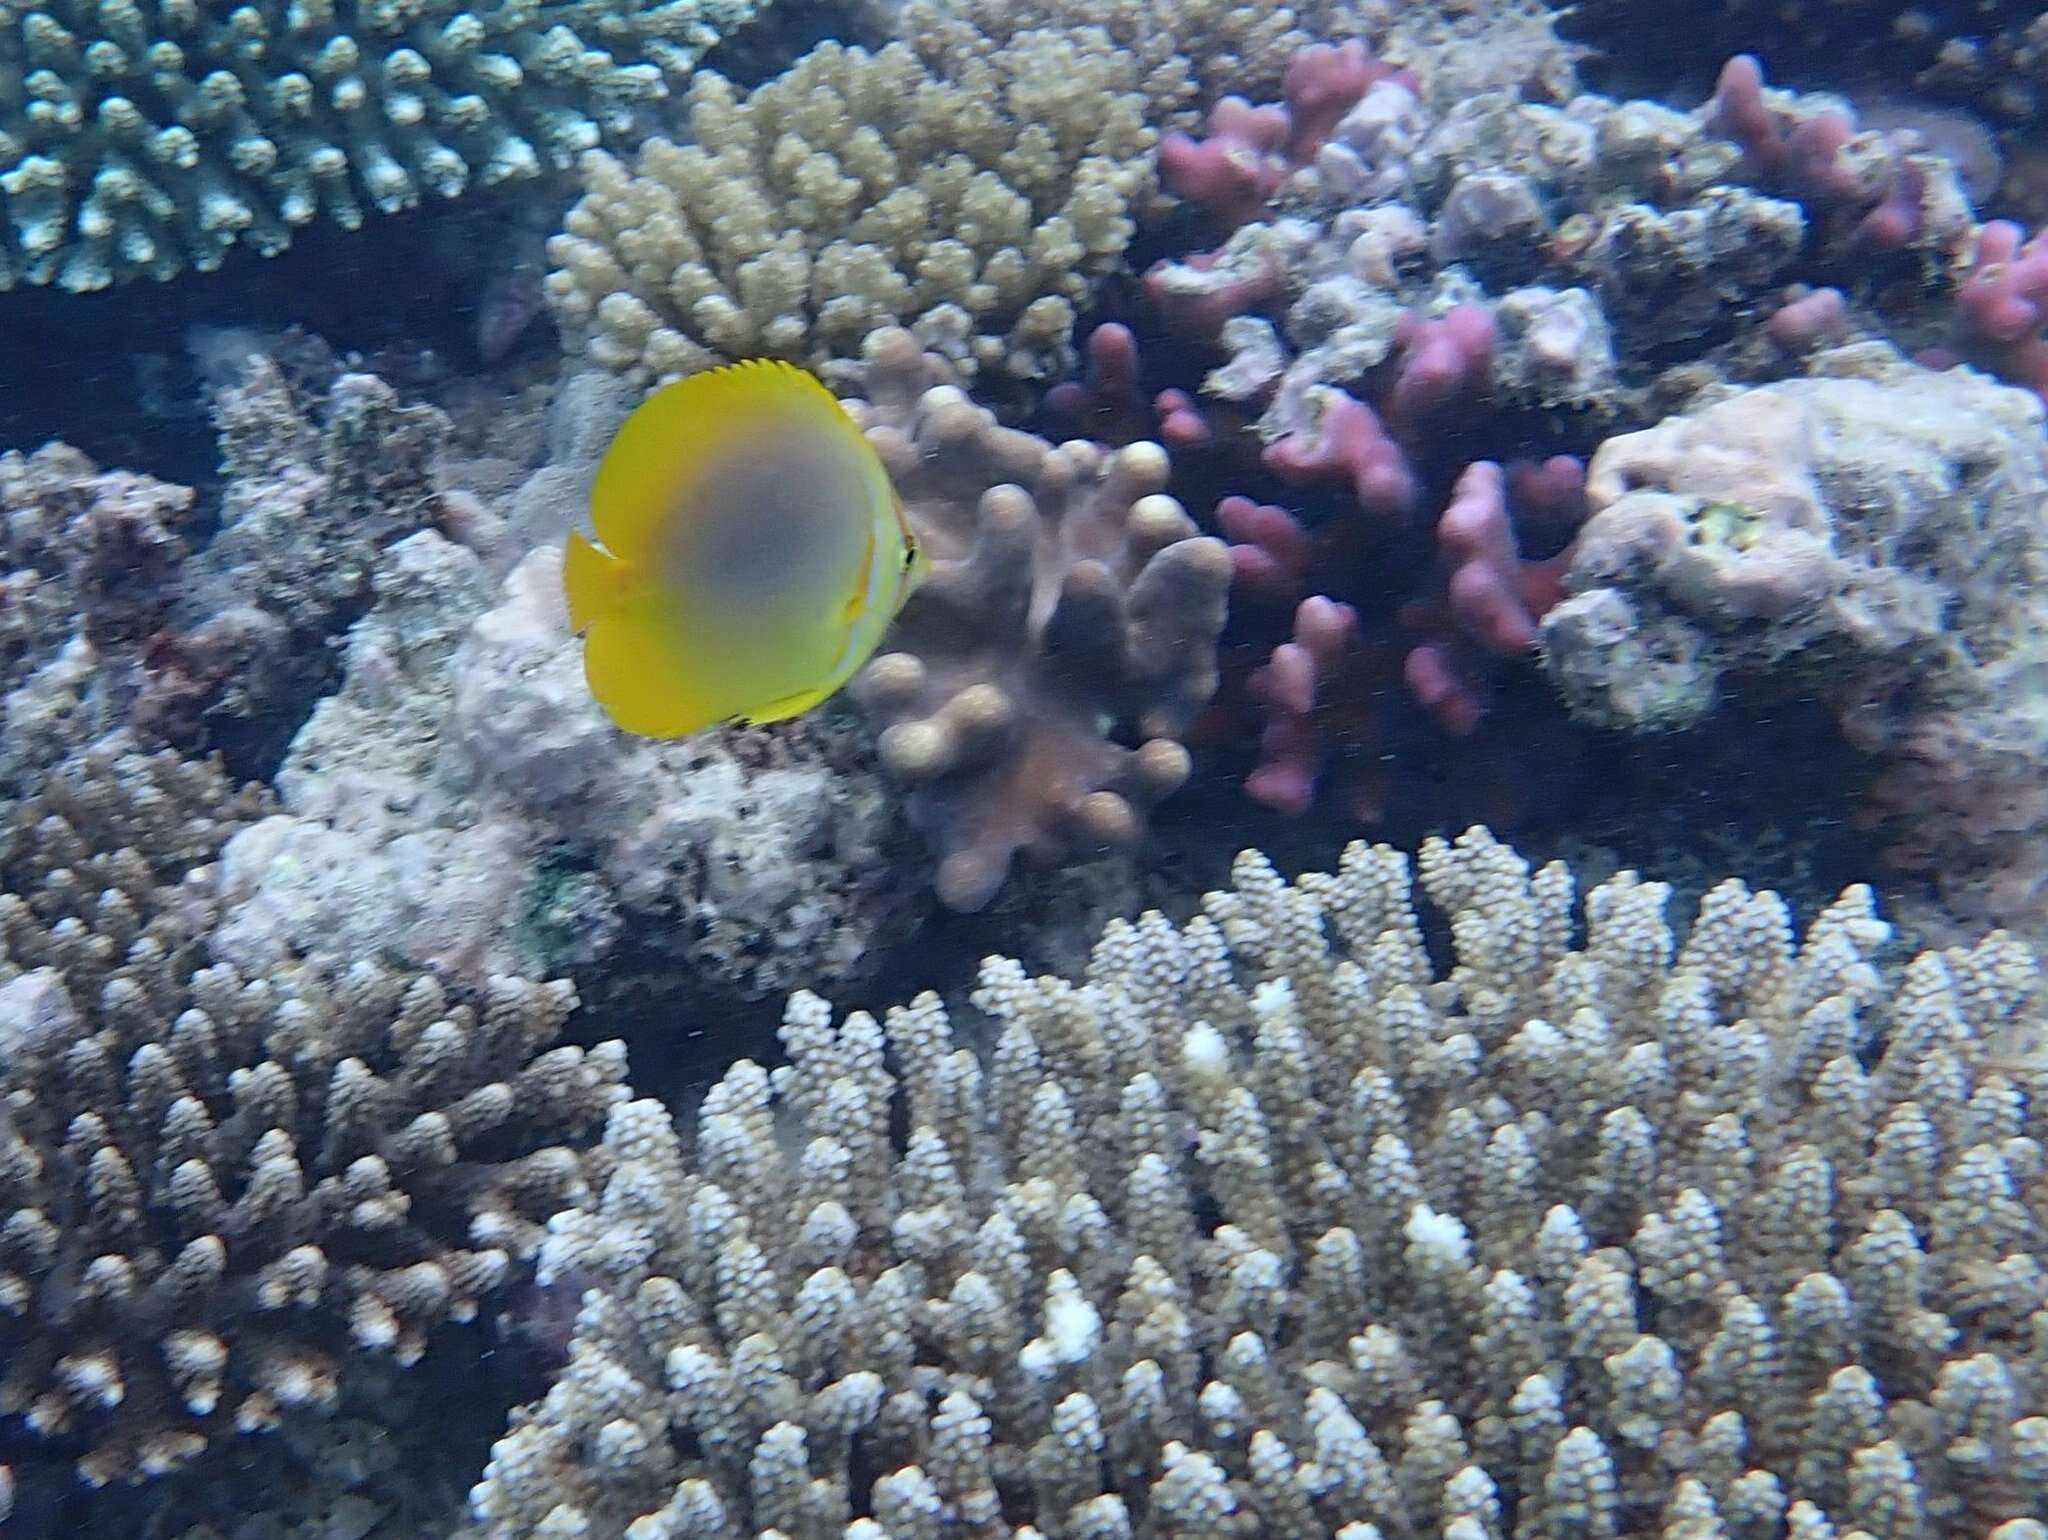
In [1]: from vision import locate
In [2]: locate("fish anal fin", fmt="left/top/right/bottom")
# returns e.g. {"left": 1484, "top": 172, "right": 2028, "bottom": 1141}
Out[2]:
{"left": 582, "top": 607, "right": 725, "bottom": 739}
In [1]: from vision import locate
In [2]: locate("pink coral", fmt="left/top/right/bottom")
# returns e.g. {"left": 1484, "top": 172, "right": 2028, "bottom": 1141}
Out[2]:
{"left": 1157, "top": 41, "right": 1399, "bottom": 229}
{"left": 1402, "top": 461, "right": 1573, "bottom": 736}
{"left": 1263, "top": 390, "right": 1419, "bottom": 517}
{"left": 1242, "top": 595, "right": 1391, "bottom": 818}
{"left": 1709, "top": 54, "right": 1929, "bottom": 251}
{"left": 1766, "top": 287, "right": 1850, "bottom": 352}
{"left": 1711, "top": 55, "right": 1864, "bottom": 206}
{"left": 1221, "top": 448, "right": 1580, "bottom": 810}
{"left": 1389, "top": 304, "right": 1497, "bottom": 423}
{"left": 1947, "top": 219, "right": 2048, "bottom": 399}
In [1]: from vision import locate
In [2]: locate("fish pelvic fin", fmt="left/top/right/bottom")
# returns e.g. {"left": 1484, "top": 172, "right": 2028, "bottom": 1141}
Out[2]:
{"left": 737, "top": 678, "right": 841, "bottom": 727}
{"left": 564, "top": 529, "right": 627, "bottom": 634}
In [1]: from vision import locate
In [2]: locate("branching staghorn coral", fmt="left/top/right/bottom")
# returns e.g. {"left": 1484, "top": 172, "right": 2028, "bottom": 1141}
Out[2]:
{"left": 0, "top": 0, "right": 758, "bottom": 289}
{"left": 471, "top": 825, "right": 2046, "bottom": 1538}
{"left": 0, "top": 748, "right": 627, "bottom": 1484}
{"left": 844, "top": 327, "right": 1231, "bottom": 911}
{"left": 544, "top": 29, "right": 1156, "bottom": 386}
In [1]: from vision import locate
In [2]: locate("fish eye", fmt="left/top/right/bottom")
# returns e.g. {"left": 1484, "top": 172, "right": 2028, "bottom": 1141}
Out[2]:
{"left": 902, "top": 541, "right": 918, "bottom": 571}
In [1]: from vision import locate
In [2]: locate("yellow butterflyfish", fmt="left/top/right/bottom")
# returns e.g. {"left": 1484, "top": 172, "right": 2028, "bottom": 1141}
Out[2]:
{"left": 563, "top": 359, "right": 927, "bottom": 738}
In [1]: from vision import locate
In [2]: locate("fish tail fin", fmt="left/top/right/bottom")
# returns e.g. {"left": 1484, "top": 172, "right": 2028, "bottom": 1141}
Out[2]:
{"left": 564, "top": 529, "right": 624, "bottom": 634}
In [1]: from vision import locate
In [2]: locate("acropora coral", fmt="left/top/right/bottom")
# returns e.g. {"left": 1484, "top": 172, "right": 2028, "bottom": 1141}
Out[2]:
{"left": 468, "top": 826, "right": 2048, "bottom": 1537}
{"left": 0, "top": 749, "right": 625, "bottom": 1485}
{"left": 0, "top": 0, "right": 758, "bottom": 289}
{"left": 545, "top": 30, "right": 1156, "bottom": 385}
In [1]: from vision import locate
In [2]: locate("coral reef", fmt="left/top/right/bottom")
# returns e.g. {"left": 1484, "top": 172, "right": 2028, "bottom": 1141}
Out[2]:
{"left": 212, "top": 528, "right": 916, "bottom": 1000}
{"left": 1150, "top": 40, "right": 1971, "bottom": 444}
{"left": 1543, "top": 341, "right": 2048, "bottom": 940}
{"left": 844, "top": 328, "right": 1232, "bottom": 912}
{"left": 1115, "top": 18, "right": 2001, "bottom": 838}
{"left": 1, "top": 342, "right": 465, "bottom": 791}
{"left": 467, "top": 826, "right": 2047, "bottom": 1537}
{"left": 0, "top": 748, "right": 627, "bottom": 1484}
{"left": 141, "top": 349, "right": 456, "bottom": 766}
{"left": 210, "top": 318, "right": 1234, "bottom": 965}
{"left": 0, "top": 0, "right": 758, "bottom": 290}
{"left": 544, "top": 30, "right": 1156, "bottom": 386}
{"left": 1559, "top": 0, "right": 2048, "bottom": 128}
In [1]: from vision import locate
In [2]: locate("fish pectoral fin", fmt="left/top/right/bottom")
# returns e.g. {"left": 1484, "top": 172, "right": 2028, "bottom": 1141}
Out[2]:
{"left": 564, "top": 530, "right": 626, "bottom": 634}
{"left": 840, "top": 523, "right": 877, "bottom": 628}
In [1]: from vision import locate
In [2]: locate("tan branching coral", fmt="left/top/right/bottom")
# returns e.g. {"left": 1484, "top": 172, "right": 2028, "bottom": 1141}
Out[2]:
{"left": 0, "top": 749, "right": 627, "bottom": 1484}
{"left": 469, "top": 826, "right": 2046, "bottom": 1538}
{"left": 898, "top": 0, "right": 1309, "bottom": 125}
{"left": 544, "top": 31, "right": 1156, "bottom": 386}
{"left": 843, "top": 328, "right": 1231, "bottom": 911}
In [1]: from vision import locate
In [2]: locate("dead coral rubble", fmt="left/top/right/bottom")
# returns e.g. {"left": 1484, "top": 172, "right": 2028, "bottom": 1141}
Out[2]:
{"left": 0, "top": 445, "right": 198, "bottom": 793}
{"left": 470, "top": 826, "right": 2047, "bottom": 1538}
{"left": 140, "top": 355, "right": 455, "bottom": 762}
{"left": 845, "top": 328, "right": 1232, "bottom": 911}
{"left": 0, "top": 750, "right": 627, "bottom": 1485}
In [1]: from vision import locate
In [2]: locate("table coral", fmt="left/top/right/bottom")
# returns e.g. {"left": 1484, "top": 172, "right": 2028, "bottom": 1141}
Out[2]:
{"left": 0, "top": 0, "right": 757, "bottom": 290}
{"left": 0, "top": 748, "right": 626, "bottom": 1486}
{"left": 467, "top": 826, "right": 2048, "bottom": 1538}
{"left": 843, "top": 328, "right": 1232, "bottom": 911}
{"left": 544, "top": 29, "right": 1156, "bottom": 386}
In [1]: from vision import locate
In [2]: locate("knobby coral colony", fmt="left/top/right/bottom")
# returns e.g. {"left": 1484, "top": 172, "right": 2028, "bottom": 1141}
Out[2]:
{"left": 471, "top": 828, "right": 2048, "bottom": 1538}
{"left": 844, "top": 329, "right": 1231, "bottom": 913}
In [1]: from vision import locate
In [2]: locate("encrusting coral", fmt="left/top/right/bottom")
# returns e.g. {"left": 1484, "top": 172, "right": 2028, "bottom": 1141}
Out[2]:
{"left": 544, "top": 29, "right": 1156, "bottom": 386}
{"left": 0, "top": 0, "right": 759, "bottom": 290}
{"left": 844, "top": 328, "right": 1232, "bottom": 912}
{"left": 468, "top": 825, "right": 2047, "bottom": 1538}
{"left": 0, "top": 748, "right": 627, "bottom": 1485}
